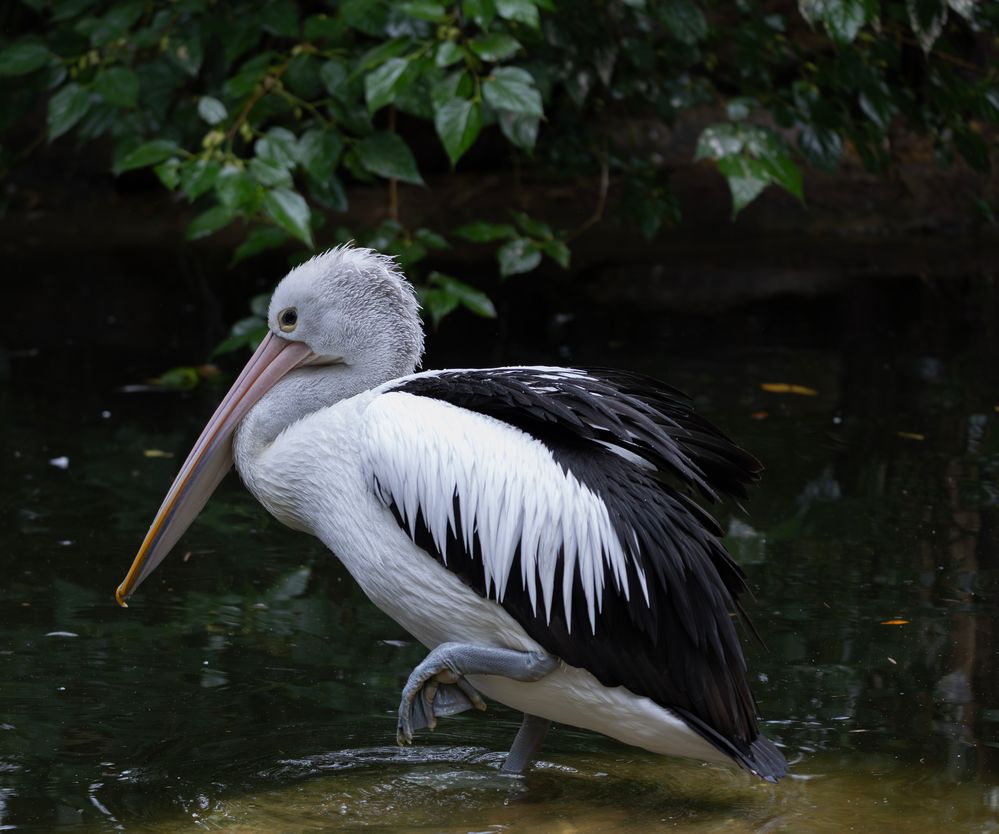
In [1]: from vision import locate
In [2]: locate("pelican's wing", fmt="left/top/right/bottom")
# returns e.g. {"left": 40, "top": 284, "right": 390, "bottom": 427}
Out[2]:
{"left": 361, "top": 366, "right": 782, "bottom": 779}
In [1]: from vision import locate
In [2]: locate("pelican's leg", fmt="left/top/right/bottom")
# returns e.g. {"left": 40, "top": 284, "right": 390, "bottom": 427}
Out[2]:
{"left": 500, "top": 713, "right": 551, "bottom": 775}
{"left": 396, "top": 642, "right": 557, "bottom": 746}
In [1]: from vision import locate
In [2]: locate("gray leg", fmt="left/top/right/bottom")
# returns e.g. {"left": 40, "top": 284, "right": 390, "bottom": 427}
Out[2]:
{"left": 500, "top": 713, "right": 551, "bottom": 775}
{"left": 397, "top": 642, "right": 557, "bottom": 746}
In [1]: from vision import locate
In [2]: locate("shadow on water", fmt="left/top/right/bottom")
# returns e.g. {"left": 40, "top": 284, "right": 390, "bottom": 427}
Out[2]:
{"left": 1, "top": 270, "right": 998, "bottom": 831}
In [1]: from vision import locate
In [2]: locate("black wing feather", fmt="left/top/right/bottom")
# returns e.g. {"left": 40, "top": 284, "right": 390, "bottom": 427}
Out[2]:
{"left": 385, "top": 367, "right": 784, "bottom": 780}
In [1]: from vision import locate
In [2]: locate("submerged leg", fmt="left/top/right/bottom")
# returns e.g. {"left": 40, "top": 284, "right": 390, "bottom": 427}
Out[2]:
{"left": 500, "top": 713, "right": 551, "bottom": 775}
{"left": 397, "top": 642, "right": 557, "bottom": 746}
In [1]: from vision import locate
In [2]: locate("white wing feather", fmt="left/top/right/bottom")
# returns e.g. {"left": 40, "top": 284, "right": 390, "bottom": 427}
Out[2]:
{"left": 360, "top": 391, "right": 642, "bottom": 633}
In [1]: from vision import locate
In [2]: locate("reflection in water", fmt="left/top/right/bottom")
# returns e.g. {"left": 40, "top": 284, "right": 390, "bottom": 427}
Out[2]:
{"left": 1, "top": 278, "right": 998, "bottom": 832}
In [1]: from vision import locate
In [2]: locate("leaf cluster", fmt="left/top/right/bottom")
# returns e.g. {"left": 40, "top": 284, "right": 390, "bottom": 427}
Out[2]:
{"left": 0, "top": 0, "right": 995, "bottom": 343}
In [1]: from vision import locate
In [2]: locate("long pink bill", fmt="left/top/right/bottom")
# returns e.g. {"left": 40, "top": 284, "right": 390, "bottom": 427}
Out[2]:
{"left": 115, "top": 331, "right": 313, "bottom": 607}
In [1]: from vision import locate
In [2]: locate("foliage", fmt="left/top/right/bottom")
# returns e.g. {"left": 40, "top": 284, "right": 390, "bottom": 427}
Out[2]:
{"left": 0, "top": 0, "right": 996, "bottom": 343}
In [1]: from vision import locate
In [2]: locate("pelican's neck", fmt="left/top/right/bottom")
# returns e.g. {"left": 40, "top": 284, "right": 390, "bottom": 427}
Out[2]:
{"left": 233, "top": 359, "right": 408, "bottom": 468}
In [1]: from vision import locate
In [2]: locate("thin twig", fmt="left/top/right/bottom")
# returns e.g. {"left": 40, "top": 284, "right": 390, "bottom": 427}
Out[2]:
{"left": 387, "top": 105, "right": 399, "bottom": 223}
{"left": 225, "top": 63, "right": 288, "bottom": 145}
{"left": 569, "top": 153, "right": 610, "bottom": 240}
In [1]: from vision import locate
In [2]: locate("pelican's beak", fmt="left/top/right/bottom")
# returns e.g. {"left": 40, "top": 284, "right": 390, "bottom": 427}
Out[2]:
{"left": 115, "top": 331, "right": 313, "bottom": 607}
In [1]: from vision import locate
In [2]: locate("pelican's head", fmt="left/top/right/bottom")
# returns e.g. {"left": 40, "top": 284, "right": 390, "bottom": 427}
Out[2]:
{"left": 268, "top": 246, "right": 424, "bottom": 375}
{"left": 114, "top": 245, "right": 423, "bottom": 607}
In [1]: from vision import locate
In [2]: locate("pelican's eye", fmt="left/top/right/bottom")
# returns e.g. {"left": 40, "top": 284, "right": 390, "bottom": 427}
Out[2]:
{"left": 277, "top": 307, "right": 298, "bottom": 332}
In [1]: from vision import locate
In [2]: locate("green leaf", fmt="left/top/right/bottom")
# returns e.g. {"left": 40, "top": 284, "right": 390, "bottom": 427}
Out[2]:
{"left": 213, "top": 315, "right": 268, "bottom": 356}
{"left": 197, "top": 95, "right": 227, "bottom": 125}
{"left": 168, "top": 31, "right": 204, "bottom": 77}
{"left": 435, "top": 41, "right": 464, "bottom": 67}
{"left": 297, "top": 128, "right": 344, "bottom": 182}
{"left": 695, "top": 123, "right": 803, "bottom": 216}
{"left": 341, "top": 0, "right": 390, "bottom": 36}
{"left": 414, "top": 228, "right": 449, "bottom": 249}
{"left": 539, "top": 238, "right": 570, "bottom": 268}
{"left": 153, "top": 158, "right": 180, "bottom": 190}
{"left": 355, "top": 132, "right": 424, "bottom": 185}
{"left": 215, "top": 165, "right": 260, "bottom": 215}
{"left": 483, "top": 67, "right": 543, "bottom": 118}
{"left": 365, "top": 57, "right": 411, "bottom": 112}
{"left": 255, "top": 127, "right": 299, "bottom": 169}
{"left": 263, "top": 188, "right": 314, "bottom": 247}
{"left": 658, "top": 0, "right": 707, "bottom": 45}
{"left": 186, "top": 205, "right": 234, "bottom": 240}
{"left": 496, "top": 0, "right": 540, "bottom": 28}
{"left": 231, "top": 227, "right": 291, "bottom": 266}
{"left": 47, "top": 83, "right": 91, "bottom": 141}
{"left": 497, "top": 237, "right": 542, "bottom": 276}
{"left": 180, "top": 159, "right": 221, "bottom": 200}
{"left": 510, "top": 210, "right": 551, "bottom": 239}
{"left": 454, "top": 221, "right": 517, "bottom": 242}
{"left": 429, "top": 271, "right": 497, "bottom": 318}
{"left": 432, "top": 70, "right": 474, "bottom": 109}
{"left": 725, "top": 174, "right": 768, "bottom": 216}
{"left": 858, "top": 79, "right": 897, "bottom": 131}
{"left": 401, "top": 1, "right": 448, "bottom": 21}
{"left": 93, "top": 67, "right": 140, "bottom": 107}
{"left": 434, "top": 98, "right": 482, "bottom": 165}
{"left": 498, "top": 110, "right": 539, "bottom": 151}
{"left": 0, "top": 43, "right": 52, "bottom": 76}
{"left": 112, "top": 138, "right": 177, "bottom": 172}
{"left": 798, "top": 124, "right": 843, "bottom": 171}
{"left": 462, "top": 0, "right": 497, "bottom": 27}
{"left": 419, "top": 287, "right": 460, "bottom": 327}
{"left": 250, "top": 157, "right": 293, "bottom": 188}
{"left": 469, "top": 34, "right": 521, "bottom": 61}
{"left": 319, "top": 59, "right": 349, "bottom": 96}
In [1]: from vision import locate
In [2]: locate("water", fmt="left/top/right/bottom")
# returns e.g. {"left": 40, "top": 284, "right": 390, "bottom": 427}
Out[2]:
{"left": 1, "top": 275, "right": 998, "bottom": 832}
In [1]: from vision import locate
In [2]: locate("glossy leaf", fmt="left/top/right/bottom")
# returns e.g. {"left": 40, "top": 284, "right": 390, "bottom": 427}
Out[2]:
{"left": 539, "top": 238, "right": 570, "bottom": 268}
{"left": 231, "top": 226, "right": 291, "bottom": 266}
{"left": 496, "top": 0, "right": 540, "bottom": 28}
{"left": 454, "top": 221, "right": 518, "bottom": 242}
{"left": 365, "top": 57, "right": 411, "bottom": 113}
{"left": 497, "top": 237, "right": 542, "bottom": 276}
{"left": 435, "top": 98, "right": 482, "bottom": 165}
{"left": 263, "top": 188, "right": 314, "bottom": 247}
{"left": 483, "top": 67, "right": 543, "bottom": 118}
{"left": 429, "top": 272, "right": 497, "bottom": 318}
{"left": 463, "top": 0, "right": 497, "bottom": 26}
{"left": 498, "top": 110, "right": 539, "bottom": 151}
{"left": 469, "top": 34, "right": 521, "bottom": 61}
{"left": 298, "top": 128, "right": 344, "bottom": 182}
{"left": 658, "top": 0, "right": 707, "bottom": 45}
{"left": 186, "top": 205, "right": 234, "bottom": 240}
{"left": 93, "top": 67, "right": 140, "bottom": 107}
{"left": 180, "top": 159, "right": 221, "bottom": 200}
{"left": 47, "top": 83, "right": 91, "bottom": 141}
{"left": 355, "top": 132, "right": 425, "bottom": 185}
{"left": 113, "top": 138, "right": 178, "bottom": 173}
{"left": 435, "top": 42, "right": 464, "bottom": 68}
{"left": 197, "top": 96, "right": 227, "bottom": 125}
{"left": 0, "top": 42, "right": 51, "bottom": 76}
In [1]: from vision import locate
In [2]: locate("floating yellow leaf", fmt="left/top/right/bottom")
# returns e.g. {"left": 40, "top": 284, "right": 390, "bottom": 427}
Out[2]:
{"left": 896, "top": 432, "right": 925, "bottom": 441}
{"left": 881, "top": 618, "right": 909, "bottom": 625}
{"left": 761, "top": 383, "right": 818, "bottom": 396}
{"left": 143, "top": 449, "right": 175, "bottom": 459}
{"left": 750, "top": 411, "right": 769, "bottom": 420}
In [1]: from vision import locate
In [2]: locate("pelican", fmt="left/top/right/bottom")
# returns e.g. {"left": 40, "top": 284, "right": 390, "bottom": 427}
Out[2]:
{"left": 115, "top": 245, "right": 786, "bottom": 781}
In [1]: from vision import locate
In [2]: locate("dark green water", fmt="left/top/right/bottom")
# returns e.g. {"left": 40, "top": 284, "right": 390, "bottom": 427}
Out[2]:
{"left": 2, "top": 280, "right": 998, "bottom": 832}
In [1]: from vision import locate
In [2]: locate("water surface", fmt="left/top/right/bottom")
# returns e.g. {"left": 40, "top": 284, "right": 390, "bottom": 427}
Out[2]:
{"left": 1, "top": 278, "right": 997, "bottom": 832}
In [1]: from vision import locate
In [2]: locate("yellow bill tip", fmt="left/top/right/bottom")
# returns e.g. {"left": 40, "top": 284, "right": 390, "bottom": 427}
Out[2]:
{"left": 115, "top": 584, "right": 129, "bottom": 608}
